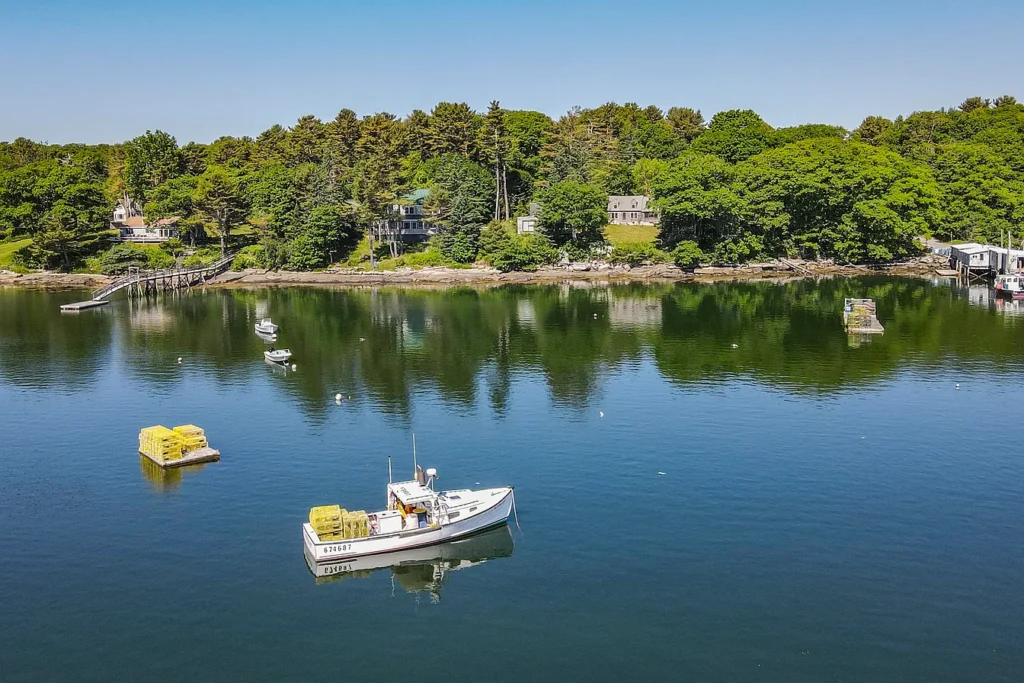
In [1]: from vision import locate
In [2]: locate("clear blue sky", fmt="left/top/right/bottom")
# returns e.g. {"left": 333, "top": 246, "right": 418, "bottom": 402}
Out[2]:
{"left": 1, "top": 0, "right": 1020, "bottom": 144}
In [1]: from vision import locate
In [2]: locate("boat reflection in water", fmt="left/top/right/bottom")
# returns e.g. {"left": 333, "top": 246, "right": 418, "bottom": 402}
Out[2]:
{"left": 303, "top": 525, "right": 514, "bottom": 601}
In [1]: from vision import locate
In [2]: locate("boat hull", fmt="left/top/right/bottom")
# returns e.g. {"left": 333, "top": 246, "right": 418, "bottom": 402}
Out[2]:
{"left": 264, "top": 351, "right": 292, "bottom": 363}
{"left": 304, "top": 487, "right": 514, "bottom": 563}
{"left": 995, "top": 288, "right": 1024, "bottom": 300}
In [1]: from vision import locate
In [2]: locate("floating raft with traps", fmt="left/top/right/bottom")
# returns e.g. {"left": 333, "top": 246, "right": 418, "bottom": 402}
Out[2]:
{"left": 843, "top": 298, "right": 885, "bottom": 335}
{"left": 138, "top": 424, "right": 220, "bottom": 468}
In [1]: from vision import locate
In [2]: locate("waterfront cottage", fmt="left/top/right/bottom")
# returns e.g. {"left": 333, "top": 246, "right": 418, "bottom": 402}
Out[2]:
{"left": 111, "top": 202, "right": 180, "bottom": 242}
{"left": 608, "top": 195, "right": 658, "bottom": 226}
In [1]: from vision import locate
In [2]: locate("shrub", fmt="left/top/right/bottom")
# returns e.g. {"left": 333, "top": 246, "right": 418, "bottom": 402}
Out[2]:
{"left": 159, "top": 238, "right": 185, "bottom": 257}
{"left": 231, "top": 245, "right": 265, "bottom": 271}
{"left": 491, "top": 233, "right": 557, "bottom": 272}
{"left": 438, "top": 231, "right": 479, "bottom": 264}
{"left": 478, "top": 221, "right": 515, "bottom": 260}
{"left": 98, "top": 244, "right": 149, "bottom": 275}
{"left": 670, "top": 241, "right": 704, "bottom": 270}
{"left": 146, "top": 248, "right": 175, "bottom": 270}
{"left": 609, "top": 241, "right": 668, "bottom": 266}
{"left": 182, "top": 246, "right": 221, "bottom": 268}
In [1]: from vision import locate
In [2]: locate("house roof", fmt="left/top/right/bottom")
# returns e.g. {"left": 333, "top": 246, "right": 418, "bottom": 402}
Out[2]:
{"left": 403, "top": 188, "right": 431, "bottom": 204}
{"left": 122, "top": 215, "right": 146, "bottom": 228}
{"left": 153, "top": 217, "right": 180, "bottom": 227}
{"left": 608, "top": 195, "right": 651, "bottom": 211}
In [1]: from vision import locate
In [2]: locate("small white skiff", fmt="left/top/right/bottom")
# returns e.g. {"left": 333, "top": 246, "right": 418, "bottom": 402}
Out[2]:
{"left": 254, "top": 318, "right": 279, "bottom": 335}
{"left": 264, "top": 348, "right": 292, "bottom": 363}
{"left": 304, "top": 465, "right": 515, "bottom": 564}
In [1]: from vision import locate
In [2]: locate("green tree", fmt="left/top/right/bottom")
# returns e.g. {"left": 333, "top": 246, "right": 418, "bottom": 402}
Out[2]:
{"left": 930, "top": 142, "right": 1024, "bottom": 242}
{"left": 427, "top": 102, "right": 479, "bottom": 158}
{"left": 193, "top": 166, "right": 246, "bottom": 255}
{"left": 287, "top": 204, "right": 360, "bottom": 269}
{"left": 852, "top": 116, "right": 894, "bottom": 146}
{"left": 480, "top": 100, "right": 512, "bottom": 220}
{"left": 651, "top": 152, "right": 745, "bottom": 250}
{"left": 665, "top": 107, "right": 705, "bottom": 143}
{"left": 691, "top": 109, "right": 774, "bottom": 163}
{"left": 123, "top": 130, "right": 182, "bottom": 203}
{"left": 537, "top": 181, "right": 608, "bottom": 247}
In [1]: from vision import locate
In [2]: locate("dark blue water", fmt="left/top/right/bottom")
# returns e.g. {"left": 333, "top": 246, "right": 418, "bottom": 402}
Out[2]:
{"left": 1, "top": 279, "right": 1022, "bottom": 682}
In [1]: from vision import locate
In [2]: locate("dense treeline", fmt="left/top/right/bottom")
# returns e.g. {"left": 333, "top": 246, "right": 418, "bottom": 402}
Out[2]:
{"left": 1, "top": 95, "right": 1022, "bottom": 272}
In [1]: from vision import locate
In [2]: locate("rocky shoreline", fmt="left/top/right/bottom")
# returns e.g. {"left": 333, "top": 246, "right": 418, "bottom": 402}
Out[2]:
{"left": 1, "top": 255, "right": 948, "bottom": 291}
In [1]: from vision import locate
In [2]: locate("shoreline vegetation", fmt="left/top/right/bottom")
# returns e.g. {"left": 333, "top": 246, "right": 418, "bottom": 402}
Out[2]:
{"left": 2, "top": 96, "right": 1022, "bottom": 278}
{"left": 0, "top": 253, "right": 947, "bottom": 290}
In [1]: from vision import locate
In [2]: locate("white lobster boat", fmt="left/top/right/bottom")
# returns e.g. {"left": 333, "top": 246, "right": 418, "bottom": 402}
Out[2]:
{"left": 303, "top": 465, "right": 515, "bottom": 564}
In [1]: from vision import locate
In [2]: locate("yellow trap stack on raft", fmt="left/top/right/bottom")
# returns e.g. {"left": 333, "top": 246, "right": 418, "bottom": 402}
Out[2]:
{"left": 139, "top": 426, "right": 183, "bottom": 461}
{"left": 138, "top": 424, "right": 220, "bottom": 468}
{"left": 309, "top": 506, "right": 370, "bottom": 541}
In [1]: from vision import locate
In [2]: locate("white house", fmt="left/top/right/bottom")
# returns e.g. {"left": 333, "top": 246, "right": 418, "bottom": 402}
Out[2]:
{"left": 111, "top": 202, "right": 180, "bottom": 242}
{"left": 608, "top": 195, "right": 658, "bottom": 226}
{"left": 516, "top": 203, "right": 540, "bottom": 234}
{"left": 377, "top": 189, "right": 439, "bottom": 243}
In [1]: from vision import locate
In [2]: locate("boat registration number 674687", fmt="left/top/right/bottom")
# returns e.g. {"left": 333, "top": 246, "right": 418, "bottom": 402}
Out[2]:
{"left": 324, "top": 544, "right": 353, "bottom": 554}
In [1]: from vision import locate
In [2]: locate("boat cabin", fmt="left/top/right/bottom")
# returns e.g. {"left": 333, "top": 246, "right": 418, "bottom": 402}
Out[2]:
{"left": 385, "top": 479, "right": 440, "bottom": 533}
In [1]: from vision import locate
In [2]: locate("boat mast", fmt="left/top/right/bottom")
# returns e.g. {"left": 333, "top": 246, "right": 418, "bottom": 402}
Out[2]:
{"left": 412, "top": 433, "right": 418, "bottom": 478}
{"left": 388, "top": 455, "right": 392, "bottom": 484}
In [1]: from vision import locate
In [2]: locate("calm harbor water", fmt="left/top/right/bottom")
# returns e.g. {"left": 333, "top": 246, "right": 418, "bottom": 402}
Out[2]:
{"left": 1, "top": 278, "right": 1022, "bottom": 682}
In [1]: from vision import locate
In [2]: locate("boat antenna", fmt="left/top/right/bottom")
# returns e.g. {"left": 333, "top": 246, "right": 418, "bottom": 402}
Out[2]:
{"left": 412, "top": 433, "right": 417, "bottom": 477}
{"left": 388, "top": 455, "right": 392, "bottom": 484}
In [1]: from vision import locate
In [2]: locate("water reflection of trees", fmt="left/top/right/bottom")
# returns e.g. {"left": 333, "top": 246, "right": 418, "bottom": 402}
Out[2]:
{"left": 4, "top": 279, "right": 1023, "bottom": 414}
{"left": 0, "top": 290, "right": 111, "bottom": 390}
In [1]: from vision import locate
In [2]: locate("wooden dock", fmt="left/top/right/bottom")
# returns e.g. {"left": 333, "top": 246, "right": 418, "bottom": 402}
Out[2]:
{"left": 140, "top": 446, "right": 221, "bottom": 469}
{"left": 59, "top": 300, "right": 110, "bottom": 312}
{"left": 57, "top": 252, "right": 236, "bottom": 311}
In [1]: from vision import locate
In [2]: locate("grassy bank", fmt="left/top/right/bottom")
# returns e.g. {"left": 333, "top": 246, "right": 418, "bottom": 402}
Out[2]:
{"left": 0, "top": 238, "right": 32, "bottom": 269}
{"left": 603, "top": 224, "right": 659, "bottom": 246}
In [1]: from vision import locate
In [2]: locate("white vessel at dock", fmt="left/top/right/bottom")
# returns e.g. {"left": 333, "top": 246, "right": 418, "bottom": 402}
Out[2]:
{"left": 994, "top": 273, "right": 1024, "bottom": 300}
{"left": 303, "top": 464, "right": 514, "bottom": 564}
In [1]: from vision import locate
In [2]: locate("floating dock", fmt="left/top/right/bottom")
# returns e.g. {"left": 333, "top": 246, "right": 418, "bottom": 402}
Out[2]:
{"left": 59, "top": 300, "right": 109, "bottom": 312}
{"left": 843, "top": 298, "right": 884, "bottom": 335}
{"left": 139, "top": 446, "right": 220, "bottom": 468}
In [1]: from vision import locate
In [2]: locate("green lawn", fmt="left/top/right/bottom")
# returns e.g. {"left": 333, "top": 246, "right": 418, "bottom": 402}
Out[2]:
{"left": 0, "top": 238, "right": 32, "bottom": 269}
{"left": 604, "top": 224, "right": 659, "bottom": 246}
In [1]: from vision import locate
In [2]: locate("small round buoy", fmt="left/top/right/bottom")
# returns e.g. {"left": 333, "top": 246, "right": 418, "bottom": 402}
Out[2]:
{"left": 599, "top": 411, "right": 604, "bottom": 418}
{"left": 177, "top": 357, "right": 182, "bottom": 363}
{"left": 955, "top": 383, "right": 960, "bottom": 390}
{"left": 593, "top": 313, "right": 598, "bottom": 319}
{"left": 731, "top": 343, "right": 738, "bottom": 349}
{"left": 335, "top": 393, "right": 342, "bottom": 401}
{"left": 291, "top": 364, "right": 297, "bottom": 371}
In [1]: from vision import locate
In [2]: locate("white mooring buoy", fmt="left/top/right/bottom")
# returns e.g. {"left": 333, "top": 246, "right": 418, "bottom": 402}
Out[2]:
{"left": 291, "top": 364, "right": 297, "bottom": 371}
{"left": 177, "top": 357, "right": 182, "bottom": 364}
{"left": 335, "top": 393, "right": 342, "bottom": 402}
{"left": 956, "top": 383, "right": 960, "bottom": 390}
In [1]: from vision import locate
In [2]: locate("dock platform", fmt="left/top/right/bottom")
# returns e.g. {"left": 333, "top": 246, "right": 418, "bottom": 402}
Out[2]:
{"left": 843, "top": 298, "right": 885, "bottom": 335}
{"left": 935, "top": 269, "right": 959, "bottom": 277}
{"left": 60, "top": 300, "right": 109, "bottom": 312}
{"left": 140, "top": 446, "right": 221, "bottom": 469}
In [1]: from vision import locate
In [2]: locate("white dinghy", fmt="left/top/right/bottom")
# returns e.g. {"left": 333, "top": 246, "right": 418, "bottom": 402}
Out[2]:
{"left": 304, "top": 459, "right": 515, "bottom": 564}
{"left": 264, "top": 347, "right": 292, "bottom": 363}
{"left": 254, "top": 318, "right": 279, "bottom": 335}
